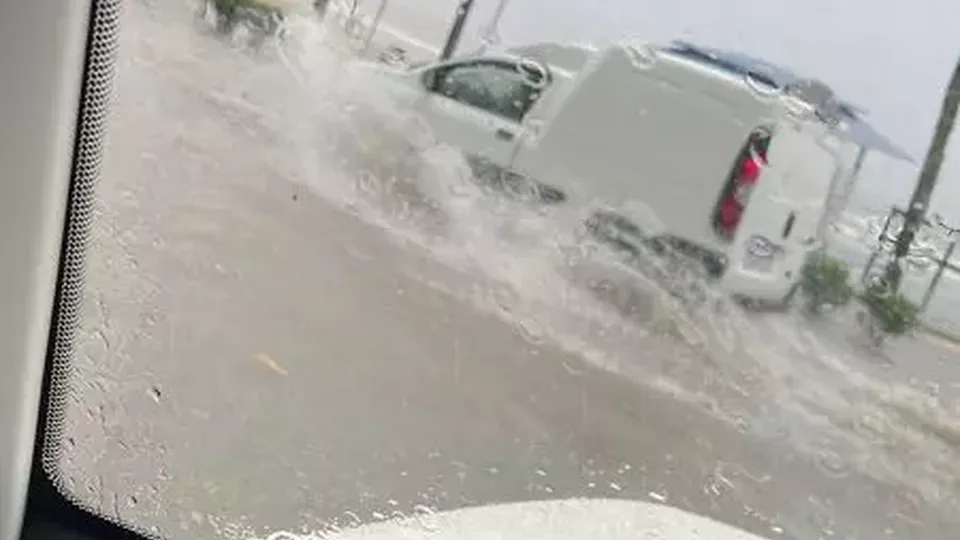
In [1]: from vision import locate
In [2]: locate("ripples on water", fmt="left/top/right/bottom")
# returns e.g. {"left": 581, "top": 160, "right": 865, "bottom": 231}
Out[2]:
{"left": 149, "top": 0, "right": 960, "bottom": 516}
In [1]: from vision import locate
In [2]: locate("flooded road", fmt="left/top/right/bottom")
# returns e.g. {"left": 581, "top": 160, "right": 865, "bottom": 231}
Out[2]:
{"left": 58, "top": 1, "right": 960, "bottom": 539}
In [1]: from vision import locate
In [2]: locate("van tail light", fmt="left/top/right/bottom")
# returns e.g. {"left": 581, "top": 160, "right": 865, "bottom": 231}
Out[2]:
{"left": 734, "top": 148, "right": 765, "bottom": 204}
{"left": 714, "top": 130, "right": 771, "bottom": 239}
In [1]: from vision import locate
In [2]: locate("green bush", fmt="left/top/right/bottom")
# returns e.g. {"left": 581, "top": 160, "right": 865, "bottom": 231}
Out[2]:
{"left": 860, "top": 281, "right": 920, "bottom": 336}
{"left": 800, "top": 253, "right": 854, "bottom": 314}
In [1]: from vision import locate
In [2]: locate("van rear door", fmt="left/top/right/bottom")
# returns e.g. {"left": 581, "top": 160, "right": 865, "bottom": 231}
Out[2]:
{"left": 721, "top": 120, "right": 841, "bottom": 299}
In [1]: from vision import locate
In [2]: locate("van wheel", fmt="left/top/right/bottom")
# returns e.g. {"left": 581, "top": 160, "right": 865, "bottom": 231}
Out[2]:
{"left": 772, "top": 283, "right": 800, "bottom": 312}
{"left": 734, "top": 283, "right": 798, "bottom": 312}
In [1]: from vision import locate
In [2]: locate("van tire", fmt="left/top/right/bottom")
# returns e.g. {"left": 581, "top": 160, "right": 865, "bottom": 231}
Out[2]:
{"left": 735, "top": 283, "right": 799, "bottom": 312}
{"left": 774, "top": 282, "right": 801, "bottom": 311}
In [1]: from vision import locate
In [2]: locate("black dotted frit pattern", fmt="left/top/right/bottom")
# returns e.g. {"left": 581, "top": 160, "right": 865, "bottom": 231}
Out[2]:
{"left": 41, "top": 0, "right": 123, "bottom": 487}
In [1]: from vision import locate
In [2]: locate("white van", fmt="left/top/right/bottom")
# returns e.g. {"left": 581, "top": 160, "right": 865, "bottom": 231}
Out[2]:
{"left": 366, "top": 40, "right": 912, "bottom": 305}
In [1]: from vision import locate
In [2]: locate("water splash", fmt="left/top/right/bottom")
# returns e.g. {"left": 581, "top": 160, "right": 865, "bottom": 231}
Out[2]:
{"left": 254, "top": 13, "right": 960, "bottom": 510}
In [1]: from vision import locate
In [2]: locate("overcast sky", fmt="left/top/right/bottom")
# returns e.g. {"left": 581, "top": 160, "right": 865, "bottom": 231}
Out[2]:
{"left": 362, "top": 0, "right": 960, "bottom": 218}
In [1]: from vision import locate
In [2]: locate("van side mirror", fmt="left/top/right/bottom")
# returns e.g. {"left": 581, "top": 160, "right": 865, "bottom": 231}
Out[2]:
{"left": 516, "top": 59, "right": 548, "bottom": 89}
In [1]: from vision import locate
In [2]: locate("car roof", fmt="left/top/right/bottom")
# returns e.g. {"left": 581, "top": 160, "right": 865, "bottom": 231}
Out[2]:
{"left": 496, "top": 39, "right": 913, "bottom": 164}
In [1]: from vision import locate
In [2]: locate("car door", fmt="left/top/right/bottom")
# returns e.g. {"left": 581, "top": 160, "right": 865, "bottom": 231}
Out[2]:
{"left": 414, "top": 59, "right": 549, "bottom": 171}
{"left": 724, "top": 121, "right": 841, "bottom": 290}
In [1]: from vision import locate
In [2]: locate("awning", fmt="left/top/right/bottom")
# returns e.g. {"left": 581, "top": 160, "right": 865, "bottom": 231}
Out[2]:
{"left": 841, "top": 114, "right": 916, "bottom": 164}
{"left": 666, "top": 41, "right": 916, "bottom": 164}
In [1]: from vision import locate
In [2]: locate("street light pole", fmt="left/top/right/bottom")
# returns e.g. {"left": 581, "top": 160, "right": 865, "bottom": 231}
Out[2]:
{"left": 360, "top": 0, "right": 390, "bottom": 54}
{"left": 886, "top": 56, "right": 960, "bottom": 290}
{"left": 479, "top": 0, "right": 511, "bottom": 49}
{"left": 439, "top": 0, "right": 476, "bottom": 61}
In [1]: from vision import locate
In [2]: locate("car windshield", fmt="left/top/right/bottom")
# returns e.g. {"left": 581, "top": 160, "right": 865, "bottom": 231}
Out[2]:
{"left": 45, "top": 1, "right": 960, "bottom": 539}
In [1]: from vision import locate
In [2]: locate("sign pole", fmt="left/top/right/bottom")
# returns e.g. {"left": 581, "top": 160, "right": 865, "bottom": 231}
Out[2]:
{"left": 439, "top": 0, "right": 476, "bottom": 61}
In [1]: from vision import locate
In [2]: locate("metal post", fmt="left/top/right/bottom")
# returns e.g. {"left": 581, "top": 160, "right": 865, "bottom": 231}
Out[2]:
{"left": 830, "top": 145, "right": 868, "bottom": 231}
{"left": 824, "top": 145, "right": 868, "bottom": 235}
{"left": 888, "top": 57, "right": 960, "bottom": 291}
{"left": 861, "top": 206, "right": 899, "bottom": 285}
{"left": 439, "top": 0, "right": 475, "bottom": 61}
{"left": 921, "top": 239, "right": 957, "bottom": 311}
{"left": 360, "top": 0, "right": 390, "bottom": 54}
{"left": 851, "top": 144, "right": 867, "bottom": 175}
{"left": 479, "top": 0, "right": 511, "bottom": 49}
{"left": 845, "top": 145, "right": 867, "bottom": 199}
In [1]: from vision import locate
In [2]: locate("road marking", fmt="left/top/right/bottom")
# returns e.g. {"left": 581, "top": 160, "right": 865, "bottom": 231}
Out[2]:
{"left": 256, "top": 353, "right": 289, "bottom": 376}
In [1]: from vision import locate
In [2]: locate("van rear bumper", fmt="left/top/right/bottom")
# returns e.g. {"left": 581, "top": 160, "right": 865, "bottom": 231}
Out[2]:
{"left": 720, "top": 267, "right": 800, "bottom": 303}
{"left": 582, "top": 210, "right": 803, "bottom": 304}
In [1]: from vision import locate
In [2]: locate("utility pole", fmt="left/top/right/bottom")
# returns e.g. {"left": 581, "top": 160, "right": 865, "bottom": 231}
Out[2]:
{"left": 886, "top": 56, "right": 960, "bottom": 291}
{"left": 439, "top": 0, "right": 476, "bottom": 61}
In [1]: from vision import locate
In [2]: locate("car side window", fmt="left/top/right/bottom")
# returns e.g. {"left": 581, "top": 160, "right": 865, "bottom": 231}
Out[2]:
{"left": 429, "top": 60, "right": 547, "bottom": 123}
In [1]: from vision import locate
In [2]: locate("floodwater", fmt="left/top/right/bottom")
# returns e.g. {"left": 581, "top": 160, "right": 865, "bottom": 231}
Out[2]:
{"left": 56, "top": 1, "right": 960, "bottom": 539}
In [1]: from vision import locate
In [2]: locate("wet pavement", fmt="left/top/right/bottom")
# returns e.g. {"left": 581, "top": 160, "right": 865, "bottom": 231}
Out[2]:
{"left": 55, "top": 2, "right": 960, "bottom": 539}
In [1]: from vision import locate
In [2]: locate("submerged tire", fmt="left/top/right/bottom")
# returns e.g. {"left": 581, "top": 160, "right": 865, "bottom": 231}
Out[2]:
{"left": 735, "top": 282, "right": 800, "bottom": 313}
{"left": 774, "top": 282, "right": 801, "bottom": 311}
